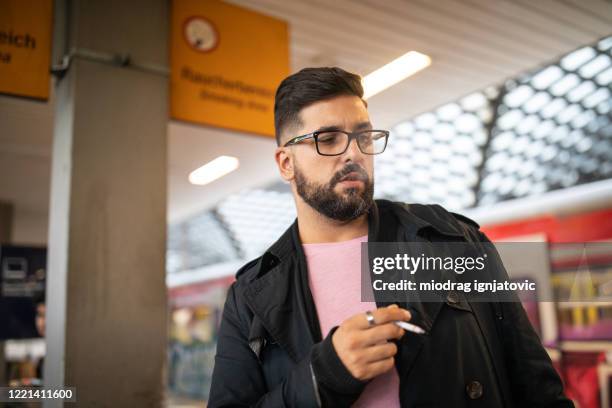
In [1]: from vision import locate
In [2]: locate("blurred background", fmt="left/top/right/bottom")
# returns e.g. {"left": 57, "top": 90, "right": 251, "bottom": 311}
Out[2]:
{"left": 0, "top": 0, "right": 611, "bottom": 407}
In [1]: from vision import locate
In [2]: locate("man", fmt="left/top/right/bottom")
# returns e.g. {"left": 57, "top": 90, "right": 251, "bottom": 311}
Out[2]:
{"left": 209, "top": 67, "right": 573, "bottom": 407}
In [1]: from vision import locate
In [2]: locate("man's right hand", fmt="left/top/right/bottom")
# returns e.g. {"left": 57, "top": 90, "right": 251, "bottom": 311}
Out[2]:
{"left": 331, "top": 304, "right": 411, "bottom": 381}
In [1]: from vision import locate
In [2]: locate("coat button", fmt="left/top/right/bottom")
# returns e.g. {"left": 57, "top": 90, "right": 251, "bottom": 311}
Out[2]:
{"left": 446, "top": 291, "right": 460, "bottom": 304}
{"left": 466, "top": 380, "right": 483, "bottom": 399}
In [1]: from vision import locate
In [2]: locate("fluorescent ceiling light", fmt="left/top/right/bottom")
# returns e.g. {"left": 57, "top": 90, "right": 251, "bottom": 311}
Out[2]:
{"left": 189, "top": 155, "right": 239, "bottom": 185}
{"left": 362, "top": 51, "right": 431, "bottom": 99}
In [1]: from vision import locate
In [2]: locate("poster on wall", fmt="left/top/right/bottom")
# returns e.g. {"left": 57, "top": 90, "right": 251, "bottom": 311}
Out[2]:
{"left": 168, "top": 276, "right": 234, "bottom": 401}
{"left": 170, "top": 0, "right": 289, "bottom": 137}
{"left": 0, "top": 245, "right": 47, "bottom": 340}
{"left": 494, "top": 234, "right": 559, "bottom": 347}
{"left": 0, "top": 0, "right": 53, "bottom": 100}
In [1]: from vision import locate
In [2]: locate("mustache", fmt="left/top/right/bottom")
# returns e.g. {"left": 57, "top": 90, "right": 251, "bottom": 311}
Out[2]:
{"left": 330, "top": 164, "right": 369, "bottom": 187}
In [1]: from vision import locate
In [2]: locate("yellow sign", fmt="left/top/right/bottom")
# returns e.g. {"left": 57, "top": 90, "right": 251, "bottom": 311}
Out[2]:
{"left": 170, "top": 0, "right": 289, "bottom": 137}
{"left": 0, "top": 0, "right": 53, "bottom": 100}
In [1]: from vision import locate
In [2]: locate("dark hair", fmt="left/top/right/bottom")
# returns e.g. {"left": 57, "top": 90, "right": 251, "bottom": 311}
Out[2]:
{"left": 32, "top": 291, "right": 45, "bottom": 306}
{"left": 273, "top": 67, "right": 365, "bottom": 146}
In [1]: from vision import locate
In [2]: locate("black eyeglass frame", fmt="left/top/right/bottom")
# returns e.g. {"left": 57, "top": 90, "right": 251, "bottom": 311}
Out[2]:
{"left": 283, "top": 129, "right": 390, "bottom": 156}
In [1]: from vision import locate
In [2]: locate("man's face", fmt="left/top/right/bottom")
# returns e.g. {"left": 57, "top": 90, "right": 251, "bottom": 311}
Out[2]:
{"left": 276, "top": 95, "right": 375, "bottom": 221}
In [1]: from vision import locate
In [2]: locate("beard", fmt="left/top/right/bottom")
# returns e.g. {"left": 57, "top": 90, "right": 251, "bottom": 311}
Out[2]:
{"left": 294, "top": 162, "right": 374, "bottom": 222}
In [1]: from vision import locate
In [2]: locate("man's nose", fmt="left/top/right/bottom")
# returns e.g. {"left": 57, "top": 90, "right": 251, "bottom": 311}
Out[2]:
{"left": 342, "top": 135, "right": 362, "bottom": 160}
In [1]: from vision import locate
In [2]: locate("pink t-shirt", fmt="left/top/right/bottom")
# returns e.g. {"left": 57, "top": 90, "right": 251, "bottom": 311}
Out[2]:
{"left": 303, "top": 234, "right": 400, "bottom": 408}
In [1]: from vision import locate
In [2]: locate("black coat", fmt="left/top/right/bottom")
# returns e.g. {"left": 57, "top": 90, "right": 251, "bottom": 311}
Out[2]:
{"left": 209, "top": 199, "right": 574, "bottom": 407}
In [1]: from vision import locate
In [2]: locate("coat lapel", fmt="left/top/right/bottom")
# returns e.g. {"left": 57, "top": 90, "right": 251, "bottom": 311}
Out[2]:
{"left": 373, "top": 201, "right": 471, "bottom": 378}
{"left": 242, "top": 221, "right": 317, "bottom": 363}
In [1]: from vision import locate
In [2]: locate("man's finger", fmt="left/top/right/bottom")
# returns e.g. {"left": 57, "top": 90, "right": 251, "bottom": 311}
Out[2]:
{"left": 362, "top": 322, "right": 405, "bottom": 345}
{"left": 361, "top": 357, "right": 396, "bottom": 380}
{"left": 360, "top": 341, "right": 398, "bottom": 363}
{"left": 352, "top": 306, "right": 411, "bottom": 330}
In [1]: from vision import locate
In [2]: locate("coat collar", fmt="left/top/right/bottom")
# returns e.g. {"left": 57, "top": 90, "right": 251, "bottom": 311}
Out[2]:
{"left": 242, "top": 199, "right": 468, "bottom": 363}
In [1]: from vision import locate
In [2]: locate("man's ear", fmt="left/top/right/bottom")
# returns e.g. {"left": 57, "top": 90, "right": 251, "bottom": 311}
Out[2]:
{"left": 274, "top": 146, "right": 294, "bottom": 181}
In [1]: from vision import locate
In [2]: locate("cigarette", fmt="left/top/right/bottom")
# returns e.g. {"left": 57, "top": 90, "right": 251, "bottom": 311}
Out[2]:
{"left": 394, "top": 320, "right": 426, "bottom": 335}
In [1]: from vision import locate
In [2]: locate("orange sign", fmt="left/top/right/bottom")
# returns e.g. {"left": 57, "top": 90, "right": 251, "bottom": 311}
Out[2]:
{"left": 170, "top": 0, "right": 289, "bottom": 137}
{"left": 0, "top": 0, "right": 53, "bottom": 100}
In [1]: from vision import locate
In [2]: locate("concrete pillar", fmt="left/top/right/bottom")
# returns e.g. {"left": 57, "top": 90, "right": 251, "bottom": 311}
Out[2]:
{"left": 0, "top": 201, "right": 13, "bottom": 386}
{"left": 0, "top": 201, "right": 13, "bottom": 243}
{"left": 44, "top": 1, "right": 168, "bottom": 406}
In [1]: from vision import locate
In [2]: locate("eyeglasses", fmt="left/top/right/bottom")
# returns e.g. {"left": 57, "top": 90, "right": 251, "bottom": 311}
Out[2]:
{"left": 283, "top": 129, "right": 390, "bottom": 156}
